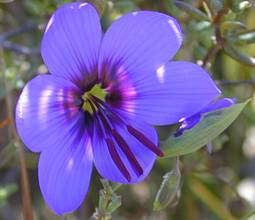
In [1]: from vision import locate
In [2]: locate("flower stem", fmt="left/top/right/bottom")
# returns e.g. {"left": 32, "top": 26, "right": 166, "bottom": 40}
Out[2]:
{"left": 91, "top": 179, "right": 122, "bottom": 220}
{"left": 202, "top": 45, "right": 220, "bottom": 69}
{"left": 0, "top": 47, "right": 34, "bottom": 220}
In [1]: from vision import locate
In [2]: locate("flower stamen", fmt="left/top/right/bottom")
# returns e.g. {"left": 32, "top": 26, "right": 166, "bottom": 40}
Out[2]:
{"left": 88, "top": 98, "right": 132, "bottom": 181}
{"left": 127, "top": 125, "right": 164, "bottom": 157}
{"left": 91, "top": 94, "right": 163, "bottom": 157}
{"left": 86, "top": 90, "right": 162, "bottom": 181}
{"left": 106, "top": 138, "right": 131, "bottom": 182}
{"left": 82, "top": 84, "right": 106, "bottom": 113}
{"left": 112, "top": 129, "right": 143, "bottom": 176}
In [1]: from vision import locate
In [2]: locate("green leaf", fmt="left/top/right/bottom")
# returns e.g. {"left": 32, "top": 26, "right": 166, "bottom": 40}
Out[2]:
{"left": 221, "top": 21, "right": 247, "bottom": 33}
{"left": 162, "top": 100, "right": 249, "bottom": 158}
{"left": 174, "top": 1, "right": 210, "bottom": 21}
{"left": 106, "top": 195, "right": 121, "bottom": 213}
{"left": 188, "top": 177, "right": 235, "bottom": 220}
{"left": 231, "top": 0, "right": 252, "bottom": 13}
{"left": 240, "top": 210, "right": 255, "bottom": 220}
{"left": 93, "top": 179, "right": 122, "bottom": 220}
{"left": 227, "top": 29, "right": 255, "bottom": 45}
{"left": 0, "top": 184, "right": 18, "bottom": 207}
{"left": 224, "top": 44, "right": 255, "bottom": 67}
{"left": 209, "top": 0, "right": 223, "bottom": 13}
{"left": 153, "top": 157, "right": 181, "bottom": 211}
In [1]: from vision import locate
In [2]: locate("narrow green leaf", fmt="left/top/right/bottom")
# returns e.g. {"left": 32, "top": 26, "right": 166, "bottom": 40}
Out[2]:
{"left": 0, "top": 184, "right": 18, "bottom": 207}
{"left": 174, "top": 1, "right": 210, "bottom": 21}
{"left": 224, "top": 44, "right": 255, "bottom": 66}
{"left": 221, "top": 21, "right": 247, "bottom": 33}
{"left": 202, "top": 1, "right": 212, "bottom": 20}
{"left": 188, "top": 177, "right": 235, "bottom": 220}
{"left": 240, "top": 210, "right": 255, "bottom": 220}
{"left": 209, "top": 0, "right": 223, "bottom": 13}
{"left": 227, "top": 29, "right": 255, "bottom": 45}
{"left": 106, "top": 195, "right": 121, "bottom": 213}
{"left": 94, "top": 179, "right": 122, "bottom": 220}
{"left": 231, "top": 0, "right": 252, "bottom": 13}
{"left": 0, "top": 184, "right": 17, "bottom": 200}
{"left": 162, "top": 100, "right": 249, "bottom": 158}
{"left": 153, "top": 158, "right": 181, "bottom": 211}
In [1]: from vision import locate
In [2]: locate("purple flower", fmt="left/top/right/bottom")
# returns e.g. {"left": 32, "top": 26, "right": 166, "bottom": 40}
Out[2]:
{"left": 175, "top": 98, "right": 236, "bottom": 136}
{"left": 16, "top": 3, "right": 220, "bottom": 215}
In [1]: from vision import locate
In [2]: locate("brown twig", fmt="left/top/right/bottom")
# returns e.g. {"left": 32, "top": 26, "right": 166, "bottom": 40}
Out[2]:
{"left": 0, "top": 48, "right": 34, "bottom": 220}
{"left": 202, "top": 7, "right": 229, "bottom": 69}
{"left": 213, "top": 8, "right": 229, "bottom": 45}
{"left": 202, "top": 45, "right": 220, "bottom": 69}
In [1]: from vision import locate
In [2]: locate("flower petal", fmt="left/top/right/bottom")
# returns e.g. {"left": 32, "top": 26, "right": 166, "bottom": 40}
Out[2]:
{"left": 127, "top": 61, "right": 221, "bottom": 125}
{"left": 175, "top": 115, "right": 201, "bottom": 137}
{"left": 16, "top": 75, "right": 82, "bottom": 152}
{"left": 41, "top": 3, "right": 102, "bottom": 86}
{"left": 175, "top": 98, "right": 235, "bottom": 136}
{"left": 99, "top": 11, "right": 183, "bottom": 79}
{"left": 93, "top": 115, "right": 158, "bottom": 183}
{"left": 39, "top": 130, "right": 93, "bottom": 215}
{"left": 201, "top": 98, "right": 236, "bottom": 113}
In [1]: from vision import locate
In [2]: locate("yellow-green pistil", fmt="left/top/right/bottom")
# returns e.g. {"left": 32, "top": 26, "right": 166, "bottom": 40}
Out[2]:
{"left": 82, "top": 84, "right": 107, "bottom": 114}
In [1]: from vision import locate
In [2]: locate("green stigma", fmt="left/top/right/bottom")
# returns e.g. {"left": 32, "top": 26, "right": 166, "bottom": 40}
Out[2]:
{"left": 82, "top": 84, "right": 106, "bottom": 114}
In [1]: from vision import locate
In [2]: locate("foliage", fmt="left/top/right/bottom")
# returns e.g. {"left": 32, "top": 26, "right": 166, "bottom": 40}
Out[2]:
{"left": 0, "top": 0, "right": 255, "bottom": 219}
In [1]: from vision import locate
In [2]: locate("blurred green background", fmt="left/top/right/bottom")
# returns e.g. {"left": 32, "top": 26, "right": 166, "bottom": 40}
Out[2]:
{"left": 0, "top": 0, "right": 255, "bottom": 219}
